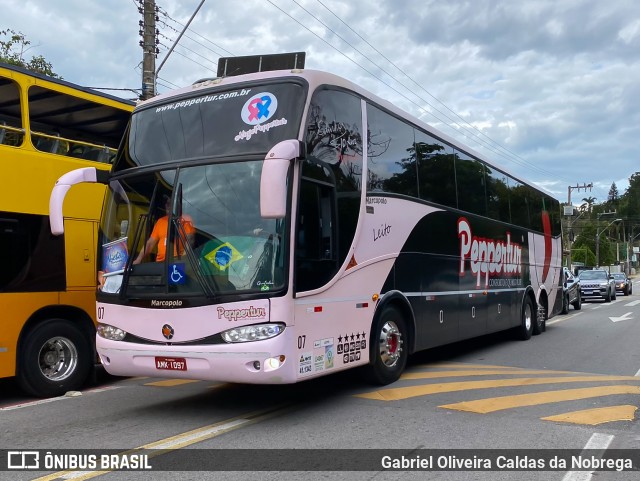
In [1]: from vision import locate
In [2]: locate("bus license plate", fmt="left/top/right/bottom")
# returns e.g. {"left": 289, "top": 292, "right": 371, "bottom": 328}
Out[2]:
{"left": 155, "top": 357, "right": 187, "bottom": 371}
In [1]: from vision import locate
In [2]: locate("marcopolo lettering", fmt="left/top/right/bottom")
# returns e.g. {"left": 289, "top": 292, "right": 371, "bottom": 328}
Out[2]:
{"left": 150, "top": 299, "right": 183, "bottom": 307}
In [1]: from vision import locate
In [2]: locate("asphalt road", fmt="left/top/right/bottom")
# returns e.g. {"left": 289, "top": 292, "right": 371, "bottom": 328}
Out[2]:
{"left": 2, "top": 282, "right": 640, "bottom": 481}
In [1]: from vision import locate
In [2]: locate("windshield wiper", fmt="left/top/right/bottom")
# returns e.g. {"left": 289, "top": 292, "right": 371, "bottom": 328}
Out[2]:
{"left": 173, "top": 218, "right": 217, "bottom": 299}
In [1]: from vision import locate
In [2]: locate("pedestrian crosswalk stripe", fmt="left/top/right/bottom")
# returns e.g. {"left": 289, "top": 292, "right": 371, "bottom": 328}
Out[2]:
{"left": 355, "top": 376, "right": 640, "bottom": 401}
{"left": 540, "top": 405, "right": 637, "bottom": 425}
{"left": 418, "top": 363, "right": 523, "bottom": 370}
{"left": 439, "top": 385, "right": 640, "bottom": 413}
{"left": 401, "top": 369, "right": 572, "bottom": 381}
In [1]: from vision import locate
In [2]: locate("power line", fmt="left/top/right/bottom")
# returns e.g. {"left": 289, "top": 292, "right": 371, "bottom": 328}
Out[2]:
{"left": 266, "top": 0, "right": 562, "bottom": 181}
{"left": 280, "top": 0, "right": 564, "bottom": 182}
{"left": 157, "top": 43, "right": 217, "bottom": 76}
{"left": 313, "top": 0, "right": 540, "bottom": 177}
{"left": 158, "top": 6, "right": 234, "bottom": 57}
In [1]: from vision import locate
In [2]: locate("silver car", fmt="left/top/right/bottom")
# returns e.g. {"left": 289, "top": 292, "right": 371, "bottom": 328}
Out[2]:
{"left": 578, "top": 269, "right": 616, "bottom": 302}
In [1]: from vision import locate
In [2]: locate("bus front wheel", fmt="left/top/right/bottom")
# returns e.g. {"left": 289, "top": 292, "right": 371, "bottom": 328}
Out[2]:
{"left": 366, "top": 306, "right": 408, "bottom": 385}
{"left": 18, "top": 319, "right": 92, "bottom": 398}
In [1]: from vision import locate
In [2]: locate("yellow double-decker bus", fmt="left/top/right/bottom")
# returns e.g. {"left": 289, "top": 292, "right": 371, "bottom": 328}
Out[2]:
{"left": 0, "top": 62, "right": 134, "bottom": 396}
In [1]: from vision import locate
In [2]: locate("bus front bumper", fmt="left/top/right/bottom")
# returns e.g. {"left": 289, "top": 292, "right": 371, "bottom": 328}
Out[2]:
{"left": 96, "top": 333, "right": 297, "bottom": 384}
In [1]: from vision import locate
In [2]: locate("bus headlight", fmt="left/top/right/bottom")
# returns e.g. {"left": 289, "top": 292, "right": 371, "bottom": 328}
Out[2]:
{"left": 221, "top": 323, "right": 285, "bottom": 343}
{"left": 97, "top": 323, "right": 127, "bottom": 341}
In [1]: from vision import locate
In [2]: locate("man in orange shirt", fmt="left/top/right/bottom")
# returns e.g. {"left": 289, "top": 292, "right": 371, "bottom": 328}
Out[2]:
{"left": 133, "top": 196, "right": 195, "bottom": 264}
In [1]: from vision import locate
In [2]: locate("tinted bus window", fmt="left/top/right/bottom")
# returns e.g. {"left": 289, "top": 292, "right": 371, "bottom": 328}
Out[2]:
{"left": 365, "top": 104, "right": 417, "bottom": 197}
{"left": 509, "top": 178, "right": 530, "bottom": 228}
{"left": 455, "top": 149, "right": 487, "bottom": 216}
{"left": 485, "top": 166, "right": 511, "bottom": 223}
{"left": 414, "top": 131, "right": 456, "bottom": 208}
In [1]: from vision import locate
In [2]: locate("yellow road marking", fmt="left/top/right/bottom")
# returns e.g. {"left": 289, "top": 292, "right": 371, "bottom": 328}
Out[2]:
{"left": 401, "top": 369, "right": 572, "bottom": 380}
{"left": 440, "top": 385, "right": 640, "bottom": 413}
{"left": 415, "top": 362, "right": 522, "bottom": 370}
{"left": 31, "top": 404, "right": 292, "bottom": 481}
{"left": 355, "top": 376, "right": 640, "bottom": 401}
{"left": 144, "top": 379, "right": 201, "bottom": 387}
{"left": 541, "top": 405, "right": 637, "bottom": 425}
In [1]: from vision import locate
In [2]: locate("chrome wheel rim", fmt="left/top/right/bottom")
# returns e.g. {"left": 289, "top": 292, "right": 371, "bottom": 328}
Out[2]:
{"left": 38, "top": 336, "right": 78, "bottom": 381}
{"left": 524, "top": 303, "right": 532, "bottom": 331}
{"left": 378, "top": 320, "right": 403, "bottom": 367}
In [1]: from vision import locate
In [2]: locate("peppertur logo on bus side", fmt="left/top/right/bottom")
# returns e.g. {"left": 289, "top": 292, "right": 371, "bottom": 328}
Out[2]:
{"left": 458, "top": 217, "right": 522, "bottom": 288}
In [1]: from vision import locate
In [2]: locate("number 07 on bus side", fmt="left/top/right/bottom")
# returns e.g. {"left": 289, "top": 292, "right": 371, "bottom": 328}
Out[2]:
{"left": 155, "top": 357, "right": 187, "bottom": 371}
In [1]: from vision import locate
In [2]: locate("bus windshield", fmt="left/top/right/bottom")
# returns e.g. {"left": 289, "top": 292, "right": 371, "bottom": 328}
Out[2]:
{"left": 101, "top": 160, "right": 287, "bottom": 297}
{"left": 99, "top": 79, "right": 307, "bottom": 298}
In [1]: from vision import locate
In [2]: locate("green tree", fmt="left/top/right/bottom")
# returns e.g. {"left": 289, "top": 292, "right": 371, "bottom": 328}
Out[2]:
{"left": 580, "top": 196, "right": 597, "bottom": 217}
{"left": 605, "top": 182, "right": 620, "bottom": 212}
{"left": 573, "top": 222, "right": 617, "bottom": 267}
{"left": 0, "top": 29, "right": 60, "bottom": 78}
{"left": 619, "top": 172, "right": 640, "bottom": 218}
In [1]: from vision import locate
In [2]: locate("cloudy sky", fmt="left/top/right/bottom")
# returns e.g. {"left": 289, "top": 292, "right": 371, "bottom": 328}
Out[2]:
{"left": 4, "top": 0, "right": 640, "bottom": 205}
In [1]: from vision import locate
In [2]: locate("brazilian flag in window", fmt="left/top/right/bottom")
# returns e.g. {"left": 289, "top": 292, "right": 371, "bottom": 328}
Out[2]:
{"left": 202, "top": 239, "right": 243, "bottom": 272}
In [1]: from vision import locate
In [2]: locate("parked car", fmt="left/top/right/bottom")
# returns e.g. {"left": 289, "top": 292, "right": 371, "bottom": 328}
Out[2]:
{"left": 561, "top": 268, "right": 581, "bottom": 313}
{"left": 578, "top": 269, "right": 616, "bottom": 302}
{"left": 611, "top": 272, "right": 633, "bottom": 296}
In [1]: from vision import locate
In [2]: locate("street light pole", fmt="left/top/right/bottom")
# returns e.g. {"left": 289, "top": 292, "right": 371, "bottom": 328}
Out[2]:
{"left": 595, "top": 218, "right": 622, "bottom": 267}
{"left": 566, "top": 210, "right": 585, "bottom": 271}
{"left": 629, "top": 230, "right": 640, "bottom": 274}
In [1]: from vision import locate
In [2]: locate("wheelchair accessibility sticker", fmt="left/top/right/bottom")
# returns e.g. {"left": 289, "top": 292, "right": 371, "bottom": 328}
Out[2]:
{"left": 169, "top": 263, "right": 186, "bottom": 285}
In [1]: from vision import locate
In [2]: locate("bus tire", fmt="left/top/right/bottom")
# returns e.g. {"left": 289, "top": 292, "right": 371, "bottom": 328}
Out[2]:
{"left": 366, "top": 306, "right": 408, "bottom": 385}
{"left": 18, "top": 319, "right": 92, "bottom": 398}
{"left": 516, "top": 297, "right": 534, "bottom": 340}
{"left": 532, "top": 302, "right": 545, "bottom": 336}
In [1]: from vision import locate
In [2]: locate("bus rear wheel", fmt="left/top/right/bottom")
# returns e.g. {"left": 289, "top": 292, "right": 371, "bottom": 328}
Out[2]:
{"left": 516, "top": 297, "right": 534, "bottom": 340}
{"left": 366, "top": 306, "right": 408, "bottom": 385}
{"left": 18, "top": 319, "right": 92, "bottom": 398}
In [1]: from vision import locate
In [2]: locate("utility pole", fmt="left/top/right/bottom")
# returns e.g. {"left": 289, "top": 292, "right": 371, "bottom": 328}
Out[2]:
{"left": 567, "top": 182, "right": 593, "bottom": 209}
{"left": 139, "top": 0, "right": 158, "bottom": 100}
{"left": 595, "top": 213, "right": 621, "bottom": 268}
{"left": 565, "top": 182, "right": 593, "bottom": 271}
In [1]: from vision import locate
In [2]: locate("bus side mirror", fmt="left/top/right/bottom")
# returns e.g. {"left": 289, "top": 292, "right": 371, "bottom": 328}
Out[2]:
{"left": 260, "top": 140, "right": 301, "bottom": 219}
{"left": 49, "top": 167, "right": 98, "bottom": 235}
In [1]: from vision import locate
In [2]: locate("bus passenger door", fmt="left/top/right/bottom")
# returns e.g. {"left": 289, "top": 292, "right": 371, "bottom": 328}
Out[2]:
{"left": 295, "top": 178, "right": 339, "bottom": 292}
{"left": 64, "top": 219, "right": 97, "bottom": 288}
